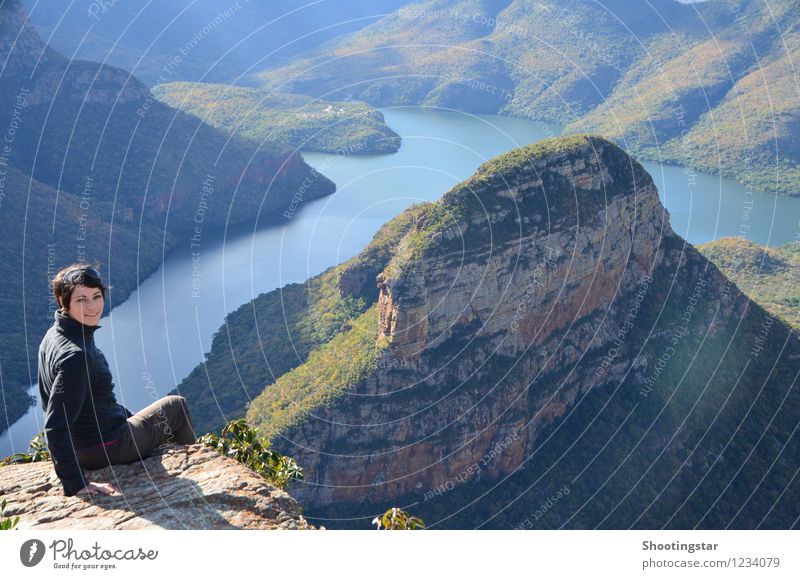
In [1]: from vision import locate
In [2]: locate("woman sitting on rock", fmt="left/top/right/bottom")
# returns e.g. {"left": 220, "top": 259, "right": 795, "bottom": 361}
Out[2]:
{"left": 38, "top": 263, "right": 197, "bottom": 497}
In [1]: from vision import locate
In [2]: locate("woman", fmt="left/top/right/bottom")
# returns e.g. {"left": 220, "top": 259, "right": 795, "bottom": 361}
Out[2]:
{"left": 38, "top": 263, "right": 197, "bottom": 497}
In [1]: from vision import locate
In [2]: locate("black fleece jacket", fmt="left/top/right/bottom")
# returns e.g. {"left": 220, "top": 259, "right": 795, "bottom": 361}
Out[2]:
{"left": 38, "top": 309, "right": 132, "bottom": 496}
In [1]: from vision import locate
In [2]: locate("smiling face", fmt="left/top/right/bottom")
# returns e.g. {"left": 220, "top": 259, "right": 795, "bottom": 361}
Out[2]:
{"left": 65, "top": 284, "right": 104, "bottom": 326}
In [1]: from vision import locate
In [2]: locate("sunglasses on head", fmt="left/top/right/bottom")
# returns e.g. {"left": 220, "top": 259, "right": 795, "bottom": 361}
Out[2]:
{"left": 63, "top": 266, "right": 101, "bottom": 285}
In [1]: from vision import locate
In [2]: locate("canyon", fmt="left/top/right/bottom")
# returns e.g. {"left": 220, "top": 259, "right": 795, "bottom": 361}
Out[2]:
{"left": 244, "top": 135, "right": 800, "bottom": 528}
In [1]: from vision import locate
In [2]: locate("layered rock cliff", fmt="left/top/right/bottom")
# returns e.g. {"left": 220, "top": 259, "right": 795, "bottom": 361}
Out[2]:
{"left": 1, "top": 1, "right": 145, "bottom": 105}
{"left": 0, "top": 445, "right": 313, "bottom": 530}
{"left": 375, "top": 136, "right": 664, "bottom": 360}
{"left": 245, "top": 135, "right": 800, "bottom": 529}
{"left": 256, "top": 135, "right": 669, "bottom": 502}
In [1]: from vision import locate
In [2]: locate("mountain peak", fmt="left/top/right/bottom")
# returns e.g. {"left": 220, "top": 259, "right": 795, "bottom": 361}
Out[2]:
{"left": 440, "top": 133, "right": 647, "bottom": 223}
{"left": 377, "top": 133, "right": 668, "bottom": 359}
{"left": 380, "top": 133, "right": 666, "bottom": 296}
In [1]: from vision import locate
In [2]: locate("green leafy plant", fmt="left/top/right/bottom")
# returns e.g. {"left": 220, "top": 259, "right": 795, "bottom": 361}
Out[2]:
{"left": 372, "top": 507, "right": 425, "bottom": 530}
{"left": 0, "top": 432, "right": 50, "bottom": 466}
{"left": 199, "top": 419, "right": 303, "bottom": 490}
{"left": 0, "top": 499, "right": 20, "bottom": 531}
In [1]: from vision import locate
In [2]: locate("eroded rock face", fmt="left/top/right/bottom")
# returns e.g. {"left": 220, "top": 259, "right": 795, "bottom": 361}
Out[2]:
{"left": 0, "top": 445, "right": 313, "bottom": 530}
{"left": 276, "top": 137, "right": 675, "bottom": 506}
{"left": 377, "top": 183, "right": 665, "bottom": 360}
{"left": 24, "top": 66, "right": 152, "bottom": 107}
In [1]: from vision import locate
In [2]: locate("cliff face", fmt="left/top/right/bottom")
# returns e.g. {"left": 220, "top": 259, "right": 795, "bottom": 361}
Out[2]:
{"left": 376, "top": 137, "right": 664, "bottom": 360}
{"left": 0, "top": 445, "right": 313, "bottom": 530}
{"left": 250, "top": 135, "right": 800, "bottom": 528}
{"left": 272, "top": 136, "right": 674, "bottom": 505}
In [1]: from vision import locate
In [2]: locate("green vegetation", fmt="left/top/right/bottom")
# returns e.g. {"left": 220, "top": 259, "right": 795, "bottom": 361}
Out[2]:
{"left": 199, "top": 419, "right": 303, "bottom": 490}
{"left": 246, "top": 302, "right": 389, "bottom": 439}
{"left": 172, "top": 206, "right": 420, "bottom": 435}
{"left": 152, "top": 83, "right": 400, "bottom": 154}
{"left": 0, "top": 432, "right": 50, "bottom": 466}
{"left": 372, "top": 507, "right": 425, "bottom": 530}
{"left": 0, "top": 11, "right": 334, "bottom": 436}
{"left": 382, "top": 134, "right": 641, "bottom": 279}
{"left": 698, "top": 237, "right": 800, "bottom": 332}
{"left": 1, "top": 422, "right": 304, "bottom": 497}
{"left": 308, "top": 233, "right": 800, "bottom": 529}
{"left": 0, "top": 499, "right": 20, "bottom": 531}
{"left": 254, "top": 0, "right": 800, "bottom": 196}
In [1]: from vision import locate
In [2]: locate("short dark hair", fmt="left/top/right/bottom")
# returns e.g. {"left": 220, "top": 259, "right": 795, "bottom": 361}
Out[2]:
{"left": 52, "top": 262, "right": 111, "bottom": 312}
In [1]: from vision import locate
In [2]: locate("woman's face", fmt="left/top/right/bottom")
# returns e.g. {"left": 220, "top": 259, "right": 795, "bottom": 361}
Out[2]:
{"left": 66, "top": 285, "right": 104, "bottom": 326}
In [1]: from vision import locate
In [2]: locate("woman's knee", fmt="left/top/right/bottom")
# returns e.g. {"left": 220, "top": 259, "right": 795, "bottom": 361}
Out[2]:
{"left": 162, "top": 394, "right": 186, "bottom": 407}
{"left": 160, "top": 395, "right": 194, "bottom": 443}
{"left": 160, "top": 395, "right": 187, "bottom": 415}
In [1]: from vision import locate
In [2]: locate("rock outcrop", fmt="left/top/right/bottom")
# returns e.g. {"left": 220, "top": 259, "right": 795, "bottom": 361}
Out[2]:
{"left": 266, "top": 135, "right": 675, "bottom": 505}
{"left": 376, "top": 136, "right": 664, "bottom": 359}
{"left": 245, "top": 134, "right": 800, "bottom": 529}
{"left": 0, "top": 445, "right": 313, "bottom": 530}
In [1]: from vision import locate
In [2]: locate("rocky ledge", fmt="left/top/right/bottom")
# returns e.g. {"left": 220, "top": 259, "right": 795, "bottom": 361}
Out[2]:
{"left": 0, "top": 445, "right": 313, "bottom": 530}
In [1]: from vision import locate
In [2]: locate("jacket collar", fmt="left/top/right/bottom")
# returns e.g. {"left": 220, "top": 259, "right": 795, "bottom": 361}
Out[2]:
{"left": 54, "top": 308, "right": 102, "bottom": 339}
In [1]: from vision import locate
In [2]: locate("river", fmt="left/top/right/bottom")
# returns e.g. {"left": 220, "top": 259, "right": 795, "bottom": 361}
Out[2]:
{"left": 2, "top": 106, "right": 798, "bottom": 456}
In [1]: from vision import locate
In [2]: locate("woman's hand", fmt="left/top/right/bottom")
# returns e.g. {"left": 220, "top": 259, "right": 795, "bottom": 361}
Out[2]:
{"left": 76, "top": 481, "right": 118, "bottom": 496}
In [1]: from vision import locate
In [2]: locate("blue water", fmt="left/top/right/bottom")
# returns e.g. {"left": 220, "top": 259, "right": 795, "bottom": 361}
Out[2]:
{"left": 2, "top": 107, "right": 798, "bottom": 456}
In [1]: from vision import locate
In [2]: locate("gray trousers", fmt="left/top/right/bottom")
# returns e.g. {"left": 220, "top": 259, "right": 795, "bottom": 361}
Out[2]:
{"left": 76, "top": 395, "right": 196, "bottom": 470}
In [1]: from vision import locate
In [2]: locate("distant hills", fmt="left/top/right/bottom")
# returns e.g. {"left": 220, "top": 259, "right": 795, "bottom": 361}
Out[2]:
{"left": 699, "top": 237, "right": 800, "bottom": 332}
{"left": 25, "top": 0, "right": 798, "bottom": 193}
{"left": 0, "top": 0, "right": 334, "bottom": 435}
{"left": 254, "top": 0, "right": 800, "bottom": 196}
{"left": 21, "top": 0, "right": 416, "bottom": 85}
{"left": 153, "top": 82, "right": 401, "bottom": 154}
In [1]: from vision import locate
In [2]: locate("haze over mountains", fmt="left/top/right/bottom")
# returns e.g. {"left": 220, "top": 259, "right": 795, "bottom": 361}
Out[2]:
{"left": 0, "top": 0, "right": 333, "bottom": 434}
{"left": 254, "top": 0, "right": 800, "bottom": 196}
{"left": 23, "top": 0, "right": 799, "bottom": 194}
{"left": 21, "top": 0, "right": 415, "bottom": 85}
{"left": 1, "top": 0, "right": 798, "bottom": 531}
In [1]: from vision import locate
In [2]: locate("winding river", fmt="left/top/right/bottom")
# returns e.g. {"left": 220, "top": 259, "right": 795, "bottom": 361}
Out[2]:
{"left": 2, "top": 107, "right": 798, "bottom": 456}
